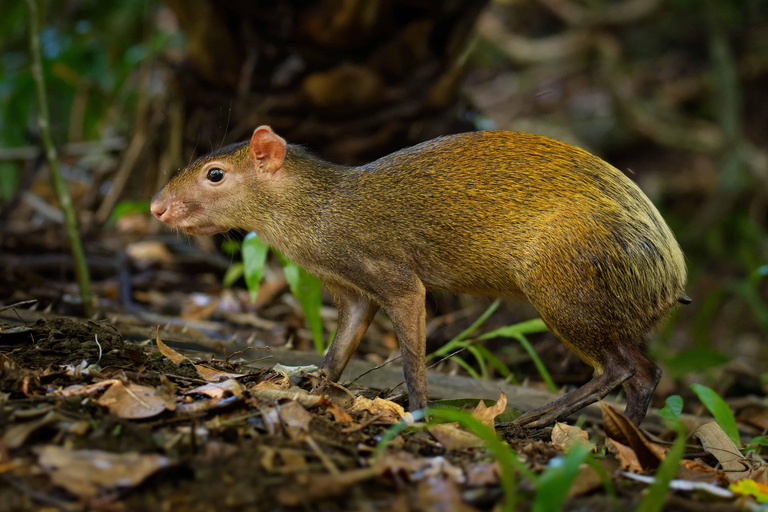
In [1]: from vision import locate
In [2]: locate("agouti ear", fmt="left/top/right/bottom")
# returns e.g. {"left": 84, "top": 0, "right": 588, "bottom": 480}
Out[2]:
{"left": 249, "top": 126, "right": 286, "bottom": 174}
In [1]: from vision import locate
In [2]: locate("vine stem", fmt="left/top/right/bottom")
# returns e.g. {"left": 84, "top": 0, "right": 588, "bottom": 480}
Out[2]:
{"left": 26, "top": 0, "right": 93, "bottom": 316}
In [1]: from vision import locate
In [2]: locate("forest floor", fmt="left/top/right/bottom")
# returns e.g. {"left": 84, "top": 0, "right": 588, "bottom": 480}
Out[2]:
{"left": 1, "top": 230, "right": 767, "bottom": 511}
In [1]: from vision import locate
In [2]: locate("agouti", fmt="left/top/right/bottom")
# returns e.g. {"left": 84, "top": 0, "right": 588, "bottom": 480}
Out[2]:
{"left": 151, "top": 126, "right": 689, "bottom": 426}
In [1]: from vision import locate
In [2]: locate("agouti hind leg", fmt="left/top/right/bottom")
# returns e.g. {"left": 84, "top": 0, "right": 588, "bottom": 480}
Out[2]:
{"left": 621, "top": 346, "right": 662, "bottom": 425}
{"left": 513, "top": 344, "right": 639, "bottom": 428}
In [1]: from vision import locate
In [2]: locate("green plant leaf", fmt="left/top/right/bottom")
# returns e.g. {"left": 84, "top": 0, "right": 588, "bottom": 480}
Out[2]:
{"left": 278, "top": 254, "right": 324, "bottom": 353}
{"left": 657, "top": 395, "right": 683, "bottom": 424}
{"left": 429, "top": 299, "right": 501, "bottom": 359}
{"left": 636, "top": 422, "right": 687, "bottom": 512}
{"left": 222, "top": 262, "right": 244, "bottom": 289}
{"left": 477, "top": 318, "right": 549, "bottom": 340}
{"left": 242, "top": 232, "right": 269, "bottom": 303}
{"left": 690, "top": 383, "right": 740, "bottom": 447}
{"left": 665, "top": 348, "right": 729, "bottom": 379}
{"left": 533, "top": 443, "right": 591, "bottom": 512}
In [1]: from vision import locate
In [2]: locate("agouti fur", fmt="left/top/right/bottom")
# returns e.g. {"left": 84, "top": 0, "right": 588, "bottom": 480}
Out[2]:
{"left": 151, "top": 126, "right": 689, "bottom": 426}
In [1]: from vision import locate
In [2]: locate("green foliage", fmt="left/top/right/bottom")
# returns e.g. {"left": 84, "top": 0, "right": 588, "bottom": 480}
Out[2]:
{"left": 236, "top": 232, "right": 325, "bottom": 354}
{"left": 657, "top": 395, "right": 684, "bottom": 422}
{"left": 533, "top": 444, "right": 592, "bottom": 512}
{"left": 635, "top": 422, "right": 688, "bottom": 512}
{"left": 427, "top": 301, "right": 554, "bottom": 390}
{"left": 690, "top": 383, "right": 740, "bottom": 447}
{"left": 109, "top": 200, "right": 150, "bottom": 221}
{"left": 665, "top": 348, "right": 729, "bottom": 379}
{"left": 278, "top": 254, "right": 324, "bottom": 353}
{"left": 477, "top": 319, "right": 555, "bottom": 391}
{"left": 242, "top": 232, "right": 269, "bottom": 303}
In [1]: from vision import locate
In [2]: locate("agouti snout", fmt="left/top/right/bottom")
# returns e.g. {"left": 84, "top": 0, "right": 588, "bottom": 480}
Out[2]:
{"left": 151, "top": 126, "right": 688, "bottom": 426}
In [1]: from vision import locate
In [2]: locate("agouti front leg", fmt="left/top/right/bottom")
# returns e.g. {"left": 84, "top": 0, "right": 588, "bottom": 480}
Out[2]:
{"left": 320, "top": 284, "right": 379, "bottom": 381}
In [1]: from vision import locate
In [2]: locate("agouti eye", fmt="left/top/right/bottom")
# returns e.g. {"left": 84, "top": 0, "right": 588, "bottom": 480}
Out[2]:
{"left": 207, "top": 168, "right": 224, "bottom": 183}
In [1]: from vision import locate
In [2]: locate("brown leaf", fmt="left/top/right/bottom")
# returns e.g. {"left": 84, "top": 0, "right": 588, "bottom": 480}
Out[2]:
{"left": 319, "top": 396, "right": 353, "bottom": 423}
{"left": 155, "top": 328, "right": 186, "bottom": 364}
{"left": 693, "top": 422, "right": 750, "bottom": 481}
{"left": 36, "top": 445, "right": 172, "bottom": 498}
{"left": 465, "top": 461, "right": 499, "bottom": 487}
{"left": 551, "top": 422, "right": 593, "bottom": 453}
{"left": 601, "top": 401, "right": 666, "bottom": 470}
{"left": 186, "top": 379, "right": 243, "bottom": 402}
{"left": 193, "top": 364, "right": 246, "bottom": 382}
{"left": 278, "top": 401, "right": 313, "bottom": 440}
{"left": 607, "top": 438, "right": 643, "bottom": 473}
{"left": 97, "top": 382, "right": 166, "bottom": 419}
{"left": 472, "top": 392, "right": 508, "bottom": 430}
{"left": 349, "top": 396, "right": 405, "bottom": 422}
{"left": 427, "top": 424, "right": 484, "bottom": 451}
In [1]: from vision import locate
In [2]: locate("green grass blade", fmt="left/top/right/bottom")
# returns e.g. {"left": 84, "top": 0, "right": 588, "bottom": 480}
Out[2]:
{"left": 514, "top": 334, "right": 557, "bottom": 392}
{"left": 477, "top": 318, "right": 549, "bottom": 340}
{"left": 471, "top": 344, "right": 513, "bottom": 379}
{"left": 451, "top": 354, "right": 481, "bottom": 379}
{"left": 533, "top": 443, "right": 591, "bottom": 512}
{"left": 635, "top": 423, "right": 687, "bottom": 512}
{"left": 690, "top": 383, "right": 740, "bottom": 447}
{"left": 430, "top": 299, "right": 501, "bottom": 358}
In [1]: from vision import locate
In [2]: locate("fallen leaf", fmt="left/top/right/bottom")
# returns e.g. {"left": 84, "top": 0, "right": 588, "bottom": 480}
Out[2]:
{"left": 58, "top": 379, "right": 122, "bottom": 398}
{"left": 319, "top": 396, "right": 353, "bottom": 423}
{"left": 607, "top": 438, "right": 643, "bottom": 473}
{"left": 472, "top": 392, "right": 507, "bottom": 429}
{"left": 428, "top": 423, "right": 484, "bottom": 451}
{"left": 729, "top": 478, "right": 768, "bottom": 503}
{"left": 0, "top": 353, "right": 21, "bottom": 370}
{"left": 155, "top": 329, "right": 186, "bottom": 364}
{"left": 601, "top": 401, "right": 666, "bottom": 470}
{"left": 252, "top": 387, "right": 322, "bottom": 408}
{"left": 97, "top": 382, "right": 166, "bottom": 419}
{"left": 36, "top": 445, "right": 172, "bottom": 498}
{"left": 349, "top": 396, "right": 405, "bottom": 422}
{"left": 551, "top": 422, "right": 593, "bottom": 453}
{"left": 194, "top": 364, "right": 247, "bottom": 382}
{"left": 186, "top": 379, "right": 243, "bottom": 402}
{"left": 3, "top": 411, "right": 67, "bottom": 449}
{"left": 278, "top": 401, "right": 313, "bottom": 440}
{"left": 693, "top": 422, "right": 750, "bottom": 481}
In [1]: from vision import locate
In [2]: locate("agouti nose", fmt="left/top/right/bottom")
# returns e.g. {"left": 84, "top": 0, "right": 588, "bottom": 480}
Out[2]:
{"left": 150, "top": 198, "right": 168, "bottom": 219}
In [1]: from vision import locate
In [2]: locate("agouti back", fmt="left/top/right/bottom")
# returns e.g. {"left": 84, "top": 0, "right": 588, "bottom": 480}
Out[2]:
{"left": 151, "top": 126, "right": 688, "bottom": 426}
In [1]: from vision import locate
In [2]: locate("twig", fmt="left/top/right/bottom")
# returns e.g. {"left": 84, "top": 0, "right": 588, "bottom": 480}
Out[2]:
{"left": 25, "top": 0, "right": 93, "bottom": 316}
{"left": 0, "top": 300, "right": 38, "bottom": 313}
{"left": 348, "top": 355, "right": 402, "bottom": 384}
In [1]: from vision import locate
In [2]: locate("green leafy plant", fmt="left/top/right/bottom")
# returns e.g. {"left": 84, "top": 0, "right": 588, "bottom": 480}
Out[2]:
{"left": 238, "top": 232, "right": 325, "bottom": 353}
{"left": 533, "top": 443, "right": 592, "bottom": 512}
{"left": 428, "top": 302, "right": 554, "bottom": 390}
{"left": 635, "top": 420, "right": 688, "bottom": 512}
{"left": 691, "top": 383, "right": 741, "bottom": 447}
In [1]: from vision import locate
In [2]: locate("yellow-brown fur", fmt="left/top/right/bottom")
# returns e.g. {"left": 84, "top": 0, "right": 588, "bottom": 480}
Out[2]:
{"left": 152, "top": 127, "right": 688, "bottom": 426}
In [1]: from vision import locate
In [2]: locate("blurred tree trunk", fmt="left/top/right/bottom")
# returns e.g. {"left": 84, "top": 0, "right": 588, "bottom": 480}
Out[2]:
{"left": 163, "top": 0, "right": 488, "bottom": 165}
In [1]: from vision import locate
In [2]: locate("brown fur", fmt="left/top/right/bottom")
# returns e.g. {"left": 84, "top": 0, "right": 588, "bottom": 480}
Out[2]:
{"left": 151, "top": 127, "right": 688, "bottom": 426}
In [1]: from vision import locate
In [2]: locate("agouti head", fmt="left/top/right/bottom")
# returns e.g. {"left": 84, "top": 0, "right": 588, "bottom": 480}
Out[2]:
{"left": 150, "top": 126, "right": 288, "bottom": 235}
